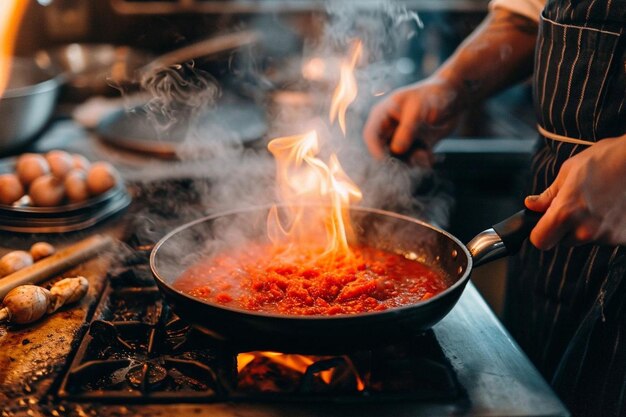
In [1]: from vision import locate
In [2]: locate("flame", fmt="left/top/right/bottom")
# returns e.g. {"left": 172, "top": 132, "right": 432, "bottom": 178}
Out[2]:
{"left": 325, "top": 154, "right": 362, "bottom": 254}
{"left": 267, "top": 40, "right": 364, "bottom": 263}
{"left": 237, "top": 351, "right": 365, "bottom": 391}
{"left": 267, "top": 130, "right": 361, "bottom": 259}
{"left": 329, "top": 40, "right": 362, "bottom": 136}
{"left": 0, "top": 1, "right": 28, "bottom": 97}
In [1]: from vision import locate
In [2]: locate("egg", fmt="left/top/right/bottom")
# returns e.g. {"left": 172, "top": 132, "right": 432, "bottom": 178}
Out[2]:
{"left": 16, "top": 153, "right": 50, "bottom": 186}
{"left": 30, "top": 242, "right": 56, "bottom": 261}
{"left": 45, "top": 150, "right": 74, "bottom": 178}
{"left": 64, "top": 169, "right": 90, "bottom": 203}
{"left": 72, "top": 154, "right": 91, "bottom": 171}
{"left": 0, "top": 173, "right": 24, "bottom": 205}
{"left": 29, "top": 175, "right": 65, "bottom": 207}
{"left": 86, "top": 162, "right": 118, "bottom": 195}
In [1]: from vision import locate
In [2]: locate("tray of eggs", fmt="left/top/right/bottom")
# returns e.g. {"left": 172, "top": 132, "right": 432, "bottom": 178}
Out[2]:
{"left": 0, "top": 151, "right": 131, "bottom": 233}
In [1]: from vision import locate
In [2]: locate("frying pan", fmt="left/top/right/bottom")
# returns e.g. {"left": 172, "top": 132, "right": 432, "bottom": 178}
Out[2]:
{"left": 35, "top": 32, "right": 259, "bottom": 101}
{"left": 150, "top": 205, "right": 540, "bottom": 353}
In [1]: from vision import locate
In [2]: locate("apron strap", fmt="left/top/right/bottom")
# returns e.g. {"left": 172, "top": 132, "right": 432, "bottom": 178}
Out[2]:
{"left": 537, "top": 124, "right": 596, "bottom": 146}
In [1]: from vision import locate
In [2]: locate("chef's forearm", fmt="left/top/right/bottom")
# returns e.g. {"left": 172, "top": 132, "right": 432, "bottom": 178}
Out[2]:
{"left": 434, "top": 8, "right": 538, "bottom": 109}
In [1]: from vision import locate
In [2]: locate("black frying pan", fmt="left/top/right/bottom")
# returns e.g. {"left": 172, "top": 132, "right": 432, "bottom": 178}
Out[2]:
{"left": 150, "top": 205, "right": 540, "bottom": 353}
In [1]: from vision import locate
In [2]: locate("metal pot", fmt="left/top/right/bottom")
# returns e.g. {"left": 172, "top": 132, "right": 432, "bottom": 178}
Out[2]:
{"left": 150, "top": 205, "right": 540, "bottom": 353}
{"left": 0, "top": 57, "right": 62, "bottom": 152}
{"left": 35, "top": 44, "right": 151, "bottom": 101}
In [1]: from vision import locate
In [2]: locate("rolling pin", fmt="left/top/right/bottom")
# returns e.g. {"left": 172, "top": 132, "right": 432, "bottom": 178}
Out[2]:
{"left": 0, "top": 234, "right": 113, "bottom": 299}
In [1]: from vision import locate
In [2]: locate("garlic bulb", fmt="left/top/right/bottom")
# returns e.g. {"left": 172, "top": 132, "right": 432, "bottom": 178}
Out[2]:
{"left": 0, "top": 251, "right": 34, "bottom": 277}
{"left": 30, "top": 242, "right": 56, "bottom": 262}
{"left": 0, "top": 285, "right": 51, "bottom": 324}
{"left": 0, "top": 277, "right": 89, "bottom": 325}
{"left": 49, "top": 276, "right": 89, "bottom": 313}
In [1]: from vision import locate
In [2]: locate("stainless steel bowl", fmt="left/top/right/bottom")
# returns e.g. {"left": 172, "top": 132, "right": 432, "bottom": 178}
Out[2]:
{"left": 0, "top": 57, "right": 62, "bottom": 152}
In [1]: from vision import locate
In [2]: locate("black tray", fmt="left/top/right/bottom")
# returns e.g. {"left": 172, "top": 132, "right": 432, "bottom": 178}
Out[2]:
{"left": 0, "top": 157, "right": 131, "bottom": 233}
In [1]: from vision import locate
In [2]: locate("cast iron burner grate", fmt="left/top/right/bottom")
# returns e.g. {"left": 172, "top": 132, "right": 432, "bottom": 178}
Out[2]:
{"left": 56, "top": 246, "right": 465, "bottom": 404}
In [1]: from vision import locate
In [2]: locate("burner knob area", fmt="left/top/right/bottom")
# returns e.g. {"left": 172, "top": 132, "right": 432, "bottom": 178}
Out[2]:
{"left": 89, "top": 320, "right": 133, "bottom": 351}
{"left": 126, "top": 362, "right": 168, "bottom": 391}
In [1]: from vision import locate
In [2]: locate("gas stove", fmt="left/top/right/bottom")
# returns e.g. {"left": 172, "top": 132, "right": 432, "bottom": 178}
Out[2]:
{"left": 53, "top": 182, "right": 465, "bottom": 405}
{"left": 0, "top": 137, "right": 568, "bottom": 416}
{"left": 3, "top": 232, "right": 567, "bottom": 416}
{"left": 56, "top": 247, "right": 464, "bottom": 404}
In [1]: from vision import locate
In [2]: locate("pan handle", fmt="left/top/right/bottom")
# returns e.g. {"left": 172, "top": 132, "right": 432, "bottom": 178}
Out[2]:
{"left": 467, "top": 209, "right": 543, "bottom": 267}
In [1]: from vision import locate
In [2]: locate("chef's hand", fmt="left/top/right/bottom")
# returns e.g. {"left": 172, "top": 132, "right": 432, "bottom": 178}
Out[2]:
{"left": 362, "top": 8, "right": 539, "bottom": 166}
{"left": 363, "top": 76, "right": 463, "bottom": 167}
{"left": 525, "top": 135, "right": 626, "bottom": 250}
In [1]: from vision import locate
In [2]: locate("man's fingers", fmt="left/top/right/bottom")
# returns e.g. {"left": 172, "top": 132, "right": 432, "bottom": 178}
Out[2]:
{"left": 529, "top": 210, "right": 568, "bottom": 250}
{"left": 363, "top": 103, "right": 397, "bottom": 159}
{"left": 363, "top": 87, "right": 451, "bottom": 162}
{"left": 525, "top": 184, "right": 559, "bottom": 212}
{"left": 574, "top": 218, "right": 601, "bottom": 243}
{"left": 530, "top": 204, "right": 586, "bottom": 250}
{"left": 525, "top": 160, "right": 573, "bottom": 212}
{"left": 526, "top": 160, "right": 582, "bottom": 249}
{"left": 390, "top": 122, "right": 419, "bottom": 155}
{"left": 560, "top": 219, "right": 600, "bottom": 247}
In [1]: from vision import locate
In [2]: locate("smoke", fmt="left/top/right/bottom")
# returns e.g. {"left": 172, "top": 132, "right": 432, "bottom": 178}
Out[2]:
{"left": 140, "top": 62, "right": 221, "bottom": 133}
{"left": 323, "top": 0, "right": 422, "bottom": 60}
{"left": 117, "top": 0, "right": 457, "bottom": 278}
{"left": 291, "top": 0, "right": 451, "bottom": 226}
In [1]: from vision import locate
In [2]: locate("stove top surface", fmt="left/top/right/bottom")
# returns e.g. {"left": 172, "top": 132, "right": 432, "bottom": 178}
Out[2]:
{"left": 56, "top": 250, "right": 465, "bottom": 404}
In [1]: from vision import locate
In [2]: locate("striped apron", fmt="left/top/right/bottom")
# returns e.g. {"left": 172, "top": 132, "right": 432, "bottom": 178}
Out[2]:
{"left": 503, "top": 1, "right": 626, "bottom": 416}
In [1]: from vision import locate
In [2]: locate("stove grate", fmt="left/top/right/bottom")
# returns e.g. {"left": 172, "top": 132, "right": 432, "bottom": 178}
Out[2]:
{"left": 56, "top": 247, "right": 464, "bottom": 404}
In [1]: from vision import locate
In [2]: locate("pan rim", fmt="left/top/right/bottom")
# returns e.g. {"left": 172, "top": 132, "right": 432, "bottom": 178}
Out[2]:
{"left": 150, "top": 204, "right": 473, "bottom": 321}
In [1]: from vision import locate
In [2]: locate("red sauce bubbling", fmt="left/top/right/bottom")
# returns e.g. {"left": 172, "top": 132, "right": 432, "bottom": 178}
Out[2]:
{"left": 174, "top": 243, "right": 450, "bottom": 316}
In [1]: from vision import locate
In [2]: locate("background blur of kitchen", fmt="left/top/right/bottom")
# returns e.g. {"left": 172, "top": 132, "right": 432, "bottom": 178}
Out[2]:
{"left": 12, "top": 0, "right": 538, "bottom": 316}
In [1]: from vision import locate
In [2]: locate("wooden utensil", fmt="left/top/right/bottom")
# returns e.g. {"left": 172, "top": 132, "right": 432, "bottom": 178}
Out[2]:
{"left": 0, "top": 234, "right": 112, "bottom": 299}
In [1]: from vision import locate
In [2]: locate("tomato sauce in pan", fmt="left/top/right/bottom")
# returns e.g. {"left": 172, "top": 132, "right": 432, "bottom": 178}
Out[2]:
{"left": 174, "top": 243, "right": 451, "bottom": 316}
